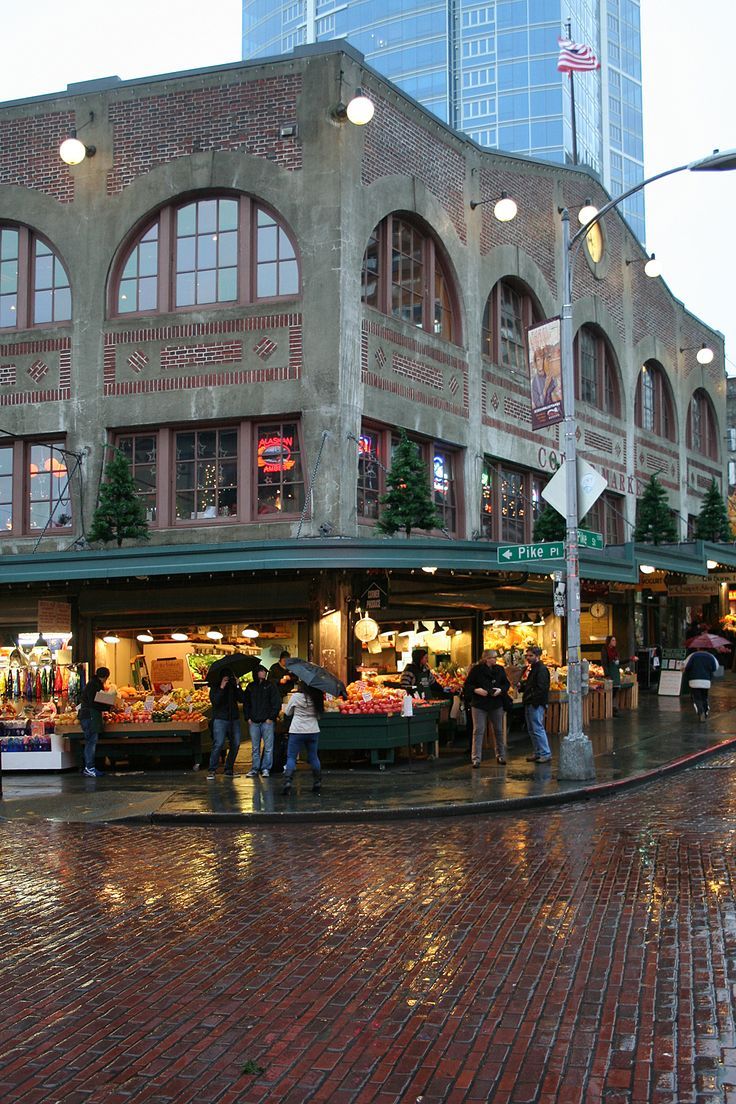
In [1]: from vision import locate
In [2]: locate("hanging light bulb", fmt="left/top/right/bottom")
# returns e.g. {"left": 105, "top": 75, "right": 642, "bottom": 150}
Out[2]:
{"left": 136, "top": 629, "right": 155, "bottom": 643}
{"left": 102, "top": 632, "right": 121, "bottom": 645}
{"left": 206, "top": 626, "right": 223, "bottom": 640}
{"left": 171, "top": 629, "right": 189, "bottom": 642}
{"left": 242, "top": 627, "right": 259, "bottom": 639}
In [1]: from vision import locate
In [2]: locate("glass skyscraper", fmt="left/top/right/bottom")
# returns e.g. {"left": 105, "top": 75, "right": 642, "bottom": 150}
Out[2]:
{"left": 242, "top": 1, "right": 645, "bottom": 241}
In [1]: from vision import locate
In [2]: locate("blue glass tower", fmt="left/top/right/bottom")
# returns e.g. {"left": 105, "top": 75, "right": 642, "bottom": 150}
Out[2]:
{"left": 242, "top": 0, "right": 645, "bottom": 241}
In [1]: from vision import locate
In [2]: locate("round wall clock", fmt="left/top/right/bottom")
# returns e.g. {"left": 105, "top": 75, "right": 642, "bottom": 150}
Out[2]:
{"left": 590, "top": 602, "right": 607, "bottom": 619}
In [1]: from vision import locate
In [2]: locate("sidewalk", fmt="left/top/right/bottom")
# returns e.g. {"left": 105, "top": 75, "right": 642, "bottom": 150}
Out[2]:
{"left": 2, "top": 677, "right": 736, "bottom": 825}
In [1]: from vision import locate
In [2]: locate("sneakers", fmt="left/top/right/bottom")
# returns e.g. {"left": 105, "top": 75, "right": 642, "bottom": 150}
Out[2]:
{"left": 471, "top": 758, "right": 481, "bottom": 769}
{"left": 206, "top": 771, "right": 216, "bottom": 780}
{"left": 246, "top": 769, "right": 258, "bottom": 778}
{"left": 224, "top": 771, "right": 234, "bottom": 778}
{"left": 83, "top": 766, "right": 104, "bottom": 778}
{"left": 496, "top": 756, "right": 507, "bottom": 765}
{"left": 261, "top": 769, "right": 270, "bottom": 778}
{"left": 535, "top": 756, "right": 552, "bottom": 764}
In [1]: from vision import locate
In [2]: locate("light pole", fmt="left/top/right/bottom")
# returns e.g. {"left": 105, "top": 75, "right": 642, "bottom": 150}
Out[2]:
{"left": 557, "top": 148, "right": 736, "bottom": 781}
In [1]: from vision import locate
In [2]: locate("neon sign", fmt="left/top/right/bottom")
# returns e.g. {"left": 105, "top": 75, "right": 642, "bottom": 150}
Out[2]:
{"left": 258, "top": 435, "right": 295, "bottom": 473}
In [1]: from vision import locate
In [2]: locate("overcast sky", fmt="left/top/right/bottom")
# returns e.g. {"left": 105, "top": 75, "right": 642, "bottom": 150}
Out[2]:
{"left": 2, "top": 0, "right": 734, "bottom": 374}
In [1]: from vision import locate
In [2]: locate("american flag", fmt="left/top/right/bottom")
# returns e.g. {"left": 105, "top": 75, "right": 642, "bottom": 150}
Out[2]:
{"left": 557, "top": 37, "right": 600, "bottom": 73}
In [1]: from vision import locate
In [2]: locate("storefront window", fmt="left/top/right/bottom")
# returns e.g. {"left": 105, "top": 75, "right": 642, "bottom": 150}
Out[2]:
{"left": 256, "top": 422, "right": 304, "bottom": 515}
{"left": 500, "top": 466, "right": 526, "bottom": 542}
{"left": 357, "top": 430, "right": 381, "bottom": 519}
{"left": 29, "top": 443, "right": 71, "bottom": 531}
{"left": 480, "top": 460, "right": 493, "bottom": 537}
{"left": 117, "top": 434, "right": 158, "bottom": 521}
{"left": 175, "top": 428, "right": 238, "bottom": 520}
{"left": 0, "top": 446, "right": 12, "bottom": 531}
{"left": 433, "top": 448, "right": 456, "bottom": 531}
{"left": 482, "top": 459, "right": 548, "bottom": 543}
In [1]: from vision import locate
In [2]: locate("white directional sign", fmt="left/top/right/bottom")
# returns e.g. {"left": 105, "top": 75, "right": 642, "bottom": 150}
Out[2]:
{"left": 497, "top": 541, "right": 565, "bottom": 564}
{"left": 542, "top": 458, "right": 607, "bottom": 519}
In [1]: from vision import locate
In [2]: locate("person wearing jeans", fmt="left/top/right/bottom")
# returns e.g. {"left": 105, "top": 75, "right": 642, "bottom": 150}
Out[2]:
{"left": 521, "top": 646, "right": 552, "bottom": 763}
{"left": 207, "top": 667, "right": 245, "bottom": 779}
{"left": 78, "top": 666, "right": 114, "bottom": 778}
{"left": 281, "top": 682, "right": 324, "bottom": 795}
{"left": 244, "top": 664, "right": 282, "bottom": 777}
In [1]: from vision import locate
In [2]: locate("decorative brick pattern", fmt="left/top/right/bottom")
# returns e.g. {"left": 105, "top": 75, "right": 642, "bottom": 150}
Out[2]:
{"left": 584, "top": 429, "right": 613, "bottom": 454}
{"left": 107, "top": 75, "right": 302, "bottom": 194}
{"left": 635, "top": 435, "right": 678, "bottom": 491}
{"left": 374, "top": 347, "right": 386, "bottom": 369}
{"left": 160, "top": 341, "right": 242, "bottom": 371}
{"left": 392, "top": 353, "right": 443, "bottom": 391}
{"left": 27, "top": 360, "right": 49, "bottom": 383}
{"left": 0, "top": 338, "right": 71, "bottom": 406}
{"left": 253, "top": 337, "right": 277, "bottom": 361}
{"left": 362, "top": 93, "right": 467, "bottom": 244}
{"left": 0, "top": 111, "right": 76, "bottom": 202}
{"left": 127, "top": 350, "right": 149, "bottom": 374}
{"left": 361, "top": 318, "right": 468, "bottom": 417}
{"left": 449, "top": 376, "right": 459, "bottom": 395}
{"left": 103, "top": 315, "right": 302, "bottom": 395}
{"left": 504, "top": 397, "right": 531, "bottom": 425}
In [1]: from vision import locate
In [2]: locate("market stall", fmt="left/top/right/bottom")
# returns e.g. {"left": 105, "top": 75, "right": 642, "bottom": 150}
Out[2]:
{"left": 319, "top": 680, "right": 441, "bottom": 766}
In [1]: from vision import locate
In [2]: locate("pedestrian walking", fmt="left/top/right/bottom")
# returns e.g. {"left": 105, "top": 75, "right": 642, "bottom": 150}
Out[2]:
{"left": 207, "top": 667, "right": 245, "bottom": 779}
{"left": 462, "top": 649, "right": 510, "bottom": 767}
{"left": 243, "top": 664, "right": 282, "bottom": 777}
{"left": 601, "top": 635, "right": 621, "bottom": 714}
{"left": 520, "top": 646, "right": 552, "bottom": 764}
{"left": 78, "top": 666, "right": 114, "bottom": 778}
{"left": 682, "top": 646, "right": 719, "bottom": 721}
{"left": 281, "top": 681, "right": 324, "bottom": 795}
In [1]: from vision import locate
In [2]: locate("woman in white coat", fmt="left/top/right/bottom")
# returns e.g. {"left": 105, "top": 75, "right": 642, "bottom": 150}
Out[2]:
{"left": 282, "top": 681, "right": 324, "bottom": 794}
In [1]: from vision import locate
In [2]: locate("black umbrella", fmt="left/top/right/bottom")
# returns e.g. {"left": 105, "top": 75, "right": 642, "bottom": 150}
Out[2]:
{"left": 206, "top": 653, "right": 262, "bottom": 685}
{"left": 285, "top": 658, "right": 347, "bottom": 698}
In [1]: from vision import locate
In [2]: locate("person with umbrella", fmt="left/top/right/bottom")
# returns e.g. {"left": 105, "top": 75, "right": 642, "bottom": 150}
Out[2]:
{"left": 206, "top": 662, "right": 248, "bottom": 779}
{"left": 281, "top": 681, "right": 324, "bottom": 795}
{"left": 682, "top": 645, "right": 719, "bottom": 721}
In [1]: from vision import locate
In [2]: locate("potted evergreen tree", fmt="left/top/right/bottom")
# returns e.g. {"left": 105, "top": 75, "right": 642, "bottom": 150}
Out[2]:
{"left": 695, "top": 479, "right": 733, "bottom": 542}
{"left": 376, "top": 430, "right": 441, "bottom": 538}
{"left": 634, "top": 474, "right": 678, "bottom": 544}
{"left": 533, "top": 506, "right": 566, "bottom": 542}
{"left": 88, "top": 449, "right": 150, "bottom": 548}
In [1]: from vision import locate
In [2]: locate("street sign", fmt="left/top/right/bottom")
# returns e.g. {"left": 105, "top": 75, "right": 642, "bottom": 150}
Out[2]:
{"left": 577, "top": 528, "right": 603, "bottom": 550}
{"left": 497, "top": 541, "right": 565, "bottom": 564}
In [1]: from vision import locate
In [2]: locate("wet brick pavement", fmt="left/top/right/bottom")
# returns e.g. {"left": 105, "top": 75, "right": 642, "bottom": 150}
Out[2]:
{"left": 3, "top": 753, "right": 736, "bottom": 1103}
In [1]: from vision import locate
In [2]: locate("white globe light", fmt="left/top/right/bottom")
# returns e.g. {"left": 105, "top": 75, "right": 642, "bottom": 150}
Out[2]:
{"left": 346, "top": 90, "right": 374, "bottom": 125}
{"left": 206, "top": 627, "right": 223, "bottom": 640}
{"left": 59, "top": 137, "right": 87, "bottom": 165}
{"left": 578, "top": 203, "right": 599, "bottom": 225}
{"left": 171, "top": 630, "right": 189, "bottom": 641}
{"left": 494, "top": 195, "right": 518, "bottom": 222}
{"left": 242, "top": 627, "right": 259, "bottom": 639}
{"left": 707, "top": 560, "right": 719, "bottom": 570}
{"left": 696, "top": 345, "right": 714, "bottom": 365}
{"left": 136, "top": 630, "right": 155, "bottom": 643}
{"left": 644, "top": 255, "right": 662, "bottom": 278}
{"left": 639, "top": 564, "right": 656, "bottom": 575}
{"left": 102, "top": 632, "right": 120, "bottom": 645}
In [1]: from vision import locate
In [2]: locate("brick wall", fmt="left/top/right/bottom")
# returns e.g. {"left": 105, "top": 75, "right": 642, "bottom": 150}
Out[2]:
{"left": 0, "top": 337, "right": 71, "bottom": 406}
{"left": 0, "top": 112, "right": 76, "bottom": 202}
{"left": 361, "top": 317, "right": 468, "bottom": 418}
{"left": 107, "top": 75, "right": 302, "bottom": 194}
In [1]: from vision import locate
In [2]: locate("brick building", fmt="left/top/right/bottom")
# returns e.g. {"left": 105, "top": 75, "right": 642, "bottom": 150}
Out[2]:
{"left": 0, "top": 42, "right": 728, "bottom": 678}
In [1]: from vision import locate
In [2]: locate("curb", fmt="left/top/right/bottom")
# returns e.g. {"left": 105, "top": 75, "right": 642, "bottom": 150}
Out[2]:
{"left": 147, "top": 735, "right": 736, "bottom": 826}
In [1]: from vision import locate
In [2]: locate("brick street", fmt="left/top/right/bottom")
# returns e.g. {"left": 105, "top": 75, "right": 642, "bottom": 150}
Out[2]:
{"left": 3, "top": 756, "right": 736, "bottom": 1104}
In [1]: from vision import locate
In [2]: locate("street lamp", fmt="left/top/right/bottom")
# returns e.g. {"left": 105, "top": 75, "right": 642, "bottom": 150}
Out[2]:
{"left": 557, "top": 147, "right": 736, "bottom": 781}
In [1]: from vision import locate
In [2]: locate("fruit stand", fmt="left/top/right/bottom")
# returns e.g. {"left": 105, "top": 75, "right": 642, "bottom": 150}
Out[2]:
{"left": 320, "top": 680, "right": 441, "bottom": 766}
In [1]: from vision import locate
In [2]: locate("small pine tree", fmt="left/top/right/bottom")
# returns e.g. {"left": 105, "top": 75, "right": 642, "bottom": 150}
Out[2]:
{"left": 376, "top": 430, "right": 441, "bottom": 537}
{"left": 634, "top": 474, "right": 678, "bottom": 544}
{"left": 88, "top": 450, "right": 150, "bottom": 548}
{"left": 695, "top": 478, "right": 733, "bottom": 542}
{"left": 533, "top": 506, "right": 566, "bottom": 542}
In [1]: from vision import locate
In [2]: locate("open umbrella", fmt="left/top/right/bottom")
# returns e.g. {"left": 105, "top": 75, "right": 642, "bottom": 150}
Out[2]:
{"left": 285, "top": 657, "right": 347, "bottom": 698}
{"left": 206, "top": 653, "right": 263, "bottom": 685}
{"left": 686, "top": 632, "right": 731, "bottom": 651}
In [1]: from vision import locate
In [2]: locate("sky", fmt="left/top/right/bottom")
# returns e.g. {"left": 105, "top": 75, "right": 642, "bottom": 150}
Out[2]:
{"left": 1, "top": 0, "right": 734, "bottom": 374}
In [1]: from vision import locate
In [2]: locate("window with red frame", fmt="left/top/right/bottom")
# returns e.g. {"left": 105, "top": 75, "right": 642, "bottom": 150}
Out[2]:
{"left": 113, "top": 421, "right": 305, "bottom": 526}
{"left": 580, "top": 492, "right": 625, "bottom": 545}
{"left": 575, "top": 325, "right": 621, "bottom": 416}
{"left": 687, "top": 390, "right": 719, "bottom": 460}
{"left": 357, "top": 423, "right": 462, "bottom": 535}
{"left": 480, "top": 459, "right": 546, "bottom": 543}
{"left": 482, "top": 278, "right": 541, "bottom": 370}
{"left": 635, "top": 361, "right": 675, "bottom": 441}
{"left": 0, "top": 225, "right": 71, "bottom": 330}
{"left": 360, "top": 215, "right": 459, "bottom": 343}
{"left": 113, "top": 195, "right": 299, "bottom": 316}
{"left": 0, "top": 439, "right": 72, "bottom": 537}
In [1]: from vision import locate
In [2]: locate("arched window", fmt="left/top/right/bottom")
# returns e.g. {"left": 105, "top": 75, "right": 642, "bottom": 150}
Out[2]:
{"left": 574, "top": 325, "right": 621, "bottom": 416}
{"left": 635, "top": 361, "right": 676, "bottom": 441}
{"left": 687, "top": 389, "right": 719, "bottom": 460}
{"left": 482, "top": 278, "right": 541, "bottom": 370}
{"left": 0, "top": 224, "right": 71, "bottom": 330}
{"left": 360, "top": 215, "right": 459, "bottom": 343}
{"left": 112, "top": 195, "right": 299, "bottom": 316}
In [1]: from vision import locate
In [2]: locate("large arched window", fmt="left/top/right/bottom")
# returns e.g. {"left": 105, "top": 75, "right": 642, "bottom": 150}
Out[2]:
{"left": 112, "top": 195, "right": 299, "bottom": 316}
{"left": 635, "top": 360, "right": 676, "bottom": 441}
{"left": 360, "top": 214, "right": 459, "bottom": 343}
{"left": 574, "top": 325, "right": 621, "bottom": 416}
{"left": 482, "top": 278, "right": 541, "bottom": 370}
{"left": 0, "top": 224, "right": 71, "bottom": 330}
{"left": 687, "top": 389, "right": 719, "bottom": 460}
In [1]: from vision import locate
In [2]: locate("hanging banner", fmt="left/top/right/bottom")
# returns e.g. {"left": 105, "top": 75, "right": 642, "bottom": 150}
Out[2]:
{"left": 527, "top": 318, "right": 563, "bottom": 430}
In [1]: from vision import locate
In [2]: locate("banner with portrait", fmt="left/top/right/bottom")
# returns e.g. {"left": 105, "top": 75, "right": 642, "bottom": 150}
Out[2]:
{"left": 527, "top": 318, "right": 563, "bottom": 430}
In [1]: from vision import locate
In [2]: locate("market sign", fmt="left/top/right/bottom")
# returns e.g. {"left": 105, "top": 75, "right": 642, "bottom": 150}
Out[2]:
{"left": 257, "top": 434, "right": 295, "bottom": 473}
{"left": 360, "top": 583, "right": 388, "bottom": 611}
{"left": 667, "top": 582, "right": 720, "bottom": 597}
{"left": 151, "top": 657, "right": 184, "bottom": 683}
{"left": 37, "top": 599, "right": 71, "bottom": 633}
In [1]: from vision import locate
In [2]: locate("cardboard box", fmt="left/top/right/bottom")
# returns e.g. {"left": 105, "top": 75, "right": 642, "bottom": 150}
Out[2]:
{"left": 94, "top": 690, "right": 117, "bottom": 706}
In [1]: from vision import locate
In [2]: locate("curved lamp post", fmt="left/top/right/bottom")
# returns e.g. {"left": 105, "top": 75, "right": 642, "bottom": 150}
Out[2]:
{"left": 558, "top": 148, "right": 736, "bottom": 781}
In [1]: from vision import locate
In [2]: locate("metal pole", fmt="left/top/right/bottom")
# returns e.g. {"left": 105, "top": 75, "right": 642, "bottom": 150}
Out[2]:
{"left": 558, "top": 209, "right": 595, "bottom": 780}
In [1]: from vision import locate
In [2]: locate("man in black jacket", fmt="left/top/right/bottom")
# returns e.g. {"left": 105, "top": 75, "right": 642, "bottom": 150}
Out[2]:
{"left": 207, "top": 667, "right": 246, "bottom": 779}
{"left": 78, "top": 666, "right": 114, "bottom": 778}
{"left": 463, "top": 649, "right": 510, "bottom": 767}
{"left": 268, "top": 651, "right": 298, "bottom": 699}
{"left": 244, "top": 665, "right": 282, "bottom": 777}
{"left": 521, "top": 646, "right": 552, "bottom": 763}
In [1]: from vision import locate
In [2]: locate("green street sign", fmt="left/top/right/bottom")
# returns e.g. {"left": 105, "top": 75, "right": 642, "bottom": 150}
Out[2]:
{"left": 497, "top": 541, "right": 565, "bottom": 564}
{"left": 577, "top": 528, "right": 603, "bottom": 550}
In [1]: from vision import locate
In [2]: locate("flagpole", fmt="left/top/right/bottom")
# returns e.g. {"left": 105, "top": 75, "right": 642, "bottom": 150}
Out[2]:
{"left": 565, "top": 21, "right": 578, "bottom": 166}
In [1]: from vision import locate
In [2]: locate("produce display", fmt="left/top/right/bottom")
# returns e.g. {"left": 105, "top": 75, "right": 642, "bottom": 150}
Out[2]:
{"left": 334, "top": 681, "right": 405, "bottom": 715}
{"left": 56, "top": 685, "right": 209, "bottom": 726}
